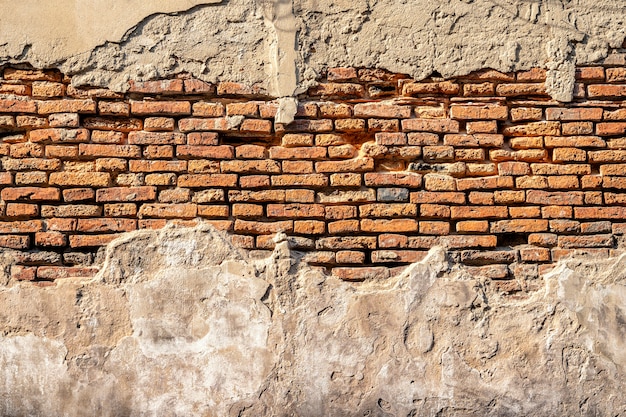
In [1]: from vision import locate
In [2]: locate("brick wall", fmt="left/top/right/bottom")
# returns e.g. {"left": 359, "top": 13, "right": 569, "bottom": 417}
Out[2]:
{"left": 1, "top": 50, "right": 626, "bottom": 288}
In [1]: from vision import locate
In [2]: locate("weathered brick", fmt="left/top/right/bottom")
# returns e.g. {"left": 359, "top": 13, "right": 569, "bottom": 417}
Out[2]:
{"left": 328, "top": 220, "right": 360, "bottom": 234}
{"left": 353, "top": 103, "right": 411, "bottom": 118}
{"left": 176, "top": 145, "right": 234, "bottom": 159}
{"left": 456, "top": 220, "right": 489, "bottom": 233}
{"left": 69, "top": 234, "right": 120, "bottom": 248}
{"left": 49, "top": 172, "right": 110, "bottom": 187}
{"left": 402, "top": 81, "right": 460, "bottom": 95}
{"left": 269, "top": 146, "right": 326, "bottom": 160}
{"left": 530, "top": 163, "right": 591, "bottom": 176}
{"left": 439, "top": 235, "right": 497, "bottom": 248}
{"left": 178, "top": 174, "right": 238, "bottom": 188}
{"left": 588, "top": 85, "right": 626, "bottom": 98}
{"left": 546, "top": 108, "right": 603, "bottom": 121}
{"left": 496, "top": 83, "right": 547, "bottom": 96}
{"left": 308, "top": 83, "right": 365, "bottom": 98}
{"left": 130, "top": 160, "right": 187, "bottom": 173}
{"left": 450, "top": 206, "right": 508, "bottom": 219}
{"left": 444, "top": 134, "right": 503, "bottom": 147}
{"left": 420, "top": 204, "right": 450, "bottom": 218}
{"left": 1, "top": 187, "right": 60, "bottom": 201}
{"left": 490, "top": 219, "right": 548, "bottom": 233}
{"left": 234, "top": 219, "right": 293, "bottom": 234}
{"left": 138, "top": 203, "right": 197, "bottom": 219}
{"left": 267, "top": 203, "right": 325, "bottom": 218}
{"left": 37, "top": 99, "right": 96, "bottom": 114}
{"left": 331, "top": 267, "right": 388, "bottom": 281}
{"left": 271, "top": 174, "right": 328, "bottom": 187}
{"left": 30, "top": 128, "right": 90, "bottom": 143}
{"left": 402, "top": 118, "right": 459, "bottom": 133}
{"left": 450, "top": 104, "right": 507, "bottom": 120}
{"left": 361, "top": 219, "right": 418, "bottom": 232}
{"left": 128, "top": 79, "right": 183, "bottom": 94}
{"left": 0, "top": 99, "right": 37, "bottom": 113}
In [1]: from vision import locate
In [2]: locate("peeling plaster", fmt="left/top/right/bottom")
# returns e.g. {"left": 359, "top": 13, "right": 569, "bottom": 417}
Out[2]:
{"left": 1, "top": 0, "right": 624, "bottom": 100}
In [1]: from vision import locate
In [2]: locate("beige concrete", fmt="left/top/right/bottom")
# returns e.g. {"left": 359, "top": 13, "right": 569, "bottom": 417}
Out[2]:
{"left": 0, "top": 224, "right": 626, "bottom": 415}
{"left": 1, "top": 0, "right": 624, "bottom": 100}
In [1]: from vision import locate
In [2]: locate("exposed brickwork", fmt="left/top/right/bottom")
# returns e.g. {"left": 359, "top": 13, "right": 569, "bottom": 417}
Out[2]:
{"left": 1, "top": 54, "right": 626, "bottom": 285}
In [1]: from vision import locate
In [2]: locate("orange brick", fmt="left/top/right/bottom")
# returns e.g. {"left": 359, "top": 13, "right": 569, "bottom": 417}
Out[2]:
{"left": 503, "top": 121, "right": 560, "bottom": 136}
{"left": 236, "top": 144, "right": 267, "bottom": 159}
{"left": 6, "top": 203, "right": 38, "bottom": 217}
{"left": 466, "top": 120, "right": 498, "bottom": 134}
{"left": 271, "top": 174, "right": 328, "bottom": 187}
{"left": 439, "top": 235, "right": 497, "bottom": 248}
{"left": 76, "top": 219, "right": 137, "bottom": 233}
{"left": 178, "top": 174, "right": 237, "bottom": 188}
{"left": 331, "top": 266, "right": 388, "bottom": 281}
{"left": 269, "top": 146, "right": 326, "bottom": 160}
{"left": 509, "top": 206, "right": 541, "bottom": 218}
{"left": 91, "top": 130, "right": 124, "bottom": 144}
{"left": 520, "top": 247, "right": 551, "bottom": 262}
{"left": 240, "top": 119, "right": 272, "bottom": 133}
{"left": 456, "top": 176, "right": 513, "bottom": 191}
{"left": 542, "top": 205, "right": 573, "bottom": 219}
{"left": 496, "top": 83, "right": 547, "bottom": 96}
{"left": 420, "top": 204, "right": 450, "bottom": 218}
{"left": 232, "top": 204, "right": 263, "bottom": 218}
{"left": 468, "top": 192, "right": 493, "bottom": 205}
{"left": 98, "top": 101, "right": 130, "bottom": 116}
{"left": 328, "top": 220, "right": 360, "bottom": 234}
{"left": 1, "top": 187, "right": 60, "bottom": 201}
{"left": 63, "top": 188, "right": 95, "bottom": 202}
{"left": 463, "top": 82, "right": 495, "bottom": 97}
{"left": 325, "top": 206, "right": 356, "bottom": 220}
{"left": 293, "top": 220, "right": 325, "bottom": 235}
{"left": 78, "top": 144, "right": 141, "bottom": 158}
{"left": 527, "top": 190, "right": 583, "bottom": 205}
{"left": 221, "top": 160, "right": 280, "bottom": 174}
{"left": 49, "top": 172, "right": 110, "bottom": 187}
{"left": 197, "top": 205, "right": 229, "bottom": 218}
{"left": 315, "top": 158, "right": 374, "bottom": 173}
{"left": 402, "top": 81, "right": 460, "bottom": 95}
{"left": 361, "top": 218, "right": 418, "bottom": 232}
{"left": 68, "top": 234, "right": 120, "bottom": 248}
{"left": 37, "top": 99, "right": 96, "bottom": 114}
{"left": 588, "top": 85, "right": 626, "bottom": 98}
{"left": 308, "top": 83, "right": 365, "bottom": 98}
{"left": 234, "top": 219, "right": 293, "bottom": 234}
{"left": 267, "top": 203, "right": 324, "bottom": 218}
{"left": 282, "top": 133, "right": 314, "bottom": 147}
{"left": 30, "top": 128, "right": 90, "bottom": 143}
{"left": 530, "top": 163, "right": 591, "bottom": 175}
{"left": 402, "top": 118, "right": 459, "bottom": 133}
{"left": 451, "top": 206, "right": 508, "bottom": 219}
{"left": 456, "top": 220, "right": 488, "bottom": 233}
{"left": 450, "top": 104, "right": 507, "bottom": 120}
{"left": 353, "top": 103, "right": 411, "bottom": 118}
{"left": 407, "top": 132, "right": 439, "bottom": 146}
{"left": 138, "top": 203, "right": 197, "bottom": 219}
{"left": 281, "top": 161, "right": 313, "bottom": 174}
{"left": 318, "top": 103, "right": 352, "bottom": 118}
{"left": 547, "top": 176, "right": 579, "bottom": 189}
{"left": 285, "top": 189, "right": 314, "bottom": 203}
{"left": 419, "top": 221, "right": 450, "bottom": 235}
{"left": 423, "top": 174, "right": 455, "bottom": 191}
{"left": 336, "top": 251, "right": 366, "bottom": 264}
{"left": 360, "top": 203, "right": 416, "bottom": 218}
{"left": 498, "top": 162, "right": 530, "bottom": 176}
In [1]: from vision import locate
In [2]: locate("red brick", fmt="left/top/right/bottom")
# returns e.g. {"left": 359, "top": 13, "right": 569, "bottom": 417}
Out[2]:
{"left": 439, "top": 235, "right": 497, "bottom": 248}
{"left": 456, "top": 220, "right": 489, "bottom": 233}
{"left": 1, "top": 187, "right": 60, "bottom": 201}
{"left": 503, "top": 122, "right": 560, "bottom": 136}
{"left": 0, "top": 220, "right": 44, "bottom": 233}
{"left": 37, "top": 99, "right": 96, "bottom": 115}
{"left": 545, "top": 108, "right": 603, "bottom": 121}
{"left": 197, "top": 206, "right": 229, "bottom": 218}
{"left": 308, "top": 83, "right": 365, "bottom": 98}
{"left": 327, "top": 67, "right": 358, "bottom": 81}
{"left": 328, "top": 220, "right": 360, "bottom": 234}
{"left": 11, "top": 265, "right": 36, "bottom": 281}
{"left": 176, "top": 145, "right": 234, "bottom": 159}
{"left": 331, "top": 267, "right": 388, "bottom": 281}
{"left": 597, "top": 122, "right": 626, "bottom": 136}
{"left": 336, "top": 251, "right": 366, "bottom": 264}
{"left": 359, "top": 203, "right": 417, "bottom": 217}
{"left": 68, "top": 234, "right": 120, "bottom": 248}
{"left": 587, "top": 85, "right": 626, "bottom": 98}
{"left": 443, "top": 134, "right": 503, "bottom": 147}
{"left": 77, "top": 218, "right": 137, "bottom": 233}
{"left": 49, "top": 172, "right": 110, "bottom": 187}
{"left": 30, "top": 128, "right": 90, "bottom": 143}
{"left": 402, "top": 118, "right": 459, "bottom": 133}
{"left": 450, "top": 104, "right": 507, "bottom": 120}
{"left": 456, "top": 176, "right": 514, "bottom": 191}
{"left": 353, "top": 103, "right": 411, "bottom": 118}
{"left": 0, "top": 235, "right": 30, "bottom": 249}
{"left": 496, "top": 83, "right": 547, "bottom": 96}
{"left": 402, "top": 81, "right": 460, "bottom": 95}
{"left": 271, "top": 174, "right": 328, "bottom": 187}
{"left": 0, "top": 99, "right": 37, "bottom": 113}
{"left": 574, "top": 207, "right": 626, "bottom": 219}
{"left": 178, "top": 174, "right": 238, "bottom": 188}
{"left": 498, "top": 162, "right": 530, "bottom": 176}
{"left": 138, "top": 203, "right": 197, "bottom": 219}
{"left": 361, "top": 219, "right": 418, "bottom": 232}
{"left": 79, "top": 144, "right": 141, "bottom": 158}
{"left": 5, "top": 203, "right": 38, "bottom": 217}
{"left": 130, "top": 160, "right": 187, "bottom": 172}
{"left": 234, "top": 219, "right": 293, "bottom": 234}
{"left": 95, "top": 186, "right": 156, "bottom": 203}
{"left": 240, "top": 119, "right": 273, "bottom": 133}
{"left": 450, "top": 206, "right": 508, "bottom": 219}
{"left": 269, "top": 146, "right": 326, "bottom": 160}
{"left": 267, "top": 203, "right": 325, "bottom": 218}
{"left": 236, "top": 145, "right": 267, "bottom": 159}
{"left": 490, "top": 219, "right": 548, "bottom": 233}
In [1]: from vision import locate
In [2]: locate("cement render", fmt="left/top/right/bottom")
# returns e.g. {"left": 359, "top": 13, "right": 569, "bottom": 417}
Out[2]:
{"left": 1, "top": 0, "right": 625, "bottom": 100}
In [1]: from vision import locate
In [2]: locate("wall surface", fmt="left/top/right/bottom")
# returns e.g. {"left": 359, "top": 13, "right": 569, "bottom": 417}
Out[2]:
{"left": 1, "top": 1, "right": 626, "bottom": 416}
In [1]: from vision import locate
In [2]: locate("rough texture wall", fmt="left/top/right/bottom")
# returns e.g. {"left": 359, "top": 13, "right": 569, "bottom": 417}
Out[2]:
{"left": 2, "top": 1, "right": 626, "bottom": 415}
{"left": 2, "top": 58, "right": 626, "bottom": 284}
{"left": 1, "top": 226, "right": 626, "bottom": 416}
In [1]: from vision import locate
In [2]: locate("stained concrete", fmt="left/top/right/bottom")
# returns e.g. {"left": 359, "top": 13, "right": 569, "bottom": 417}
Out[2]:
{"left": 1, "top": 0, "right": 624, "bottom": 99}
{"left": 1, "top": 224, "right": 625, "bottom": 416}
